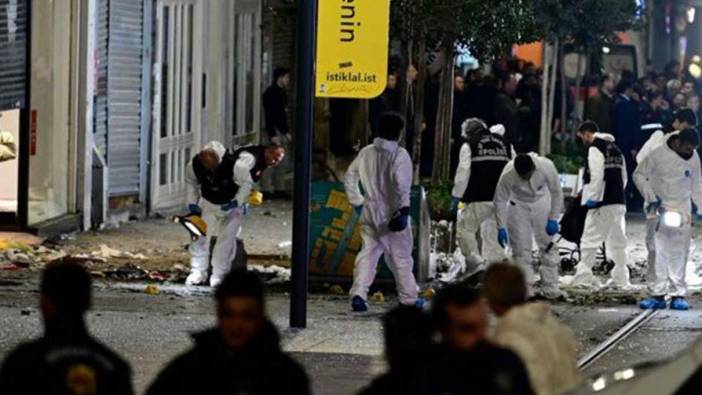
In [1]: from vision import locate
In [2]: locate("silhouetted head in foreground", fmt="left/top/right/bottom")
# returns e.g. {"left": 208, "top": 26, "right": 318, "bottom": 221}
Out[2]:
{"left": 382, "top": 305, "right": 433, "bottom": 371}
{"left": 214, "top": 268, "right": 266, "bottom": 350}
{"left": 483, "top": 263, "right": 528, "bottom": 317}
{"left": 40, "top": 262, "right": 92, "bottom": 329}
{"left": 433, "top": 283, "right": 486, "bottom": 352}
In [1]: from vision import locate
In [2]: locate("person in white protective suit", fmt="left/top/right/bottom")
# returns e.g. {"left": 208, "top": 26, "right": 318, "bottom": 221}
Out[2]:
{"left": 184, "top": 141, "right": 285, "bottom": 287}
{"left": 634, "top": 128, "right": 702, "bottom": 310}
{"left": 452, "top": 119, "right": 512, "bottom": 274}
{"left": 493, "top": 153, "right": 564, "bottom": 298}
{"left": 636, "top": 109, "right": 698, "bottom": 288}
{"left": 345, "top": 113, "right": 418, "bottom": 312}
{"left": 484, "top": 263, "right": 581, "bottom": 395}
{"left": 571, "top": 121, "right": 630, "bottom": 288}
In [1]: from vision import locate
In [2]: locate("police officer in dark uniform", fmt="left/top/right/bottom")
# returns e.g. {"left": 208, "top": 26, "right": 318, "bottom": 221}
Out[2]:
{"left": 184, "top": 141, "right": 285, "bottom": 287}
{"left": 451, "top": 119, "right": 513, "bottom": 274}
{"left": 572, "top": 121, "right": 631, "bottom": 288}
{"left": 0, "top": 262, "right": 133, "bottom": 395}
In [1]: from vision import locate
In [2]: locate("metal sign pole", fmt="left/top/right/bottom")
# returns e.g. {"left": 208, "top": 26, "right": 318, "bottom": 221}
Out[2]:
{"left": 290, "top": 0, "right": 317, "bottom": 329}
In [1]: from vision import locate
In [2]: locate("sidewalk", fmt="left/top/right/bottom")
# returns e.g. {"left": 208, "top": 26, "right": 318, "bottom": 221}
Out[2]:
{"left": 0, "top": 200, "right": 294, "bottom": 278}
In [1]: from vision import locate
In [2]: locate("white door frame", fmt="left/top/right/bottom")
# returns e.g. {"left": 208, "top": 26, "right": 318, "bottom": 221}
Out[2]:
{"left": 150, "top": 0, "right": 203, "bottom": 211}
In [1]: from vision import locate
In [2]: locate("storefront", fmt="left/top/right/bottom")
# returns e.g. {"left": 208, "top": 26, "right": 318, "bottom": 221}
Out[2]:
{"left": 1, "top": 0, "right": 84, "bottom": 232}
{"left": 0, "top": 0, "right": 30, "bottom": 229}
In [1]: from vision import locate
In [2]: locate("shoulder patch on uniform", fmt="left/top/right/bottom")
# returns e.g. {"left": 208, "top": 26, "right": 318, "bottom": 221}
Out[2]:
{"left": 66, "top": 363, "right": 97, "bottom": 395}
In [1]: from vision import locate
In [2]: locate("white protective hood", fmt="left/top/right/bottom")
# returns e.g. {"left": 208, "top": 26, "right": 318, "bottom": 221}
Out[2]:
{"left": 202, "top": 141, "right": 227, "bottom": 164}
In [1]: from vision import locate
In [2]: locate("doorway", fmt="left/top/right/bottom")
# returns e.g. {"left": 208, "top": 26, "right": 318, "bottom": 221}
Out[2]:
{"left": 0, "top": 110, "right": 20, "bottom": 224}
{"left": 226, "top": 0, "right": 262, "bottom": 148}
{"left": 0, "top": 0, "right": 30, "bottom": 229}
{"left": 150, "top": 0, "right": 203, "bottom": 210}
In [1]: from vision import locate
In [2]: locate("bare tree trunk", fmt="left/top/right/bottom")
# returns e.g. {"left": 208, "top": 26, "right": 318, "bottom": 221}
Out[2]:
{"left": 570, "top": 54, "right": 589, "bottom": 141}
{"left": 559, "top": 48, "right": 568, "bottom": 152}
{"left": 432, "top": 44, "right": 455, "bottom": 183}
{"left": 540, "top": 39, "right": 559, "bottom": 155}
{"left": 573, "top": 53, "right": 585, "bottom": 123}
{"left": 412, "top": 39, "right": 427, "bottom": 185}
{"left": 400, "top": 39, "right": 411, "bottom": 145}
{"left": 547, "top": 39, "right": 559, "bottom": 154}
{"left": 539, "top": 42, "right": 552, "bottom": 155}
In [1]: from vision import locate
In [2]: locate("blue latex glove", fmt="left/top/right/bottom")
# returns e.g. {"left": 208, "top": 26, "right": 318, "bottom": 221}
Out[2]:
{"left": 451, "top": 197, "right": 460, "bottom": 216}
{"left": 388, "top": 208, "right": 410, "bottom": 232}
{"left": 354, "top": 205, "right": 363, "bottom": 216}
{"left": 498, "top": 228, "right": 508, "bottom": 248}
{"left": 188, "top": 204, "right": 202, "bottom": 216}
{"left": 546, "top": 219, "right": 560, "bottom": 236}
{"left": 585, "top": 199, "right": 600, "bottom": 208}
{"left": 241, "top": 204, "right": 249, "bottom": 216}
{"left": 221, "top": 200, "right": 239, "bottom": 211}
{"left": 646, "top": 196, "right": 662, "bottom": 213}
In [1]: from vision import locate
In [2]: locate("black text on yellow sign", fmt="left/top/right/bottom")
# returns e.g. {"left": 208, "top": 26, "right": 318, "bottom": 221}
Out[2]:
{"left": 315, "top": 0, "right": 390, "bottom": 99}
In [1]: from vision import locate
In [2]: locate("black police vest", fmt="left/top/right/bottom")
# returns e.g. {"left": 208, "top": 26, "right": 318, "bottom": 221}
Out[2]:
{"left": 192, "top": 146, "right": 267, "bottom": 205}
{"left": 583, "top": 138, "right": 625, "bottom": 207}
{"left": 462, "top": 131, "right": 511, "bottom": 203}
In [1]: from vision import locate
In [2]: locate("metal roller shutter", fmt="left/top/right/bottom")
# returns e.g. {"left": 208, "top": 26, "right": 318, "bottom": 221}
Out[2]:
{"left": 107, "top": 0, "right": 144, "bottom": 195}
{"left": 96, "top": 0, "right": 145, "bottom": 197}
{"left": 0, "top": 0, "right": 28, "bottom": 111}
{"left": 95, "top": 0, "right": 109, "bottom": 155}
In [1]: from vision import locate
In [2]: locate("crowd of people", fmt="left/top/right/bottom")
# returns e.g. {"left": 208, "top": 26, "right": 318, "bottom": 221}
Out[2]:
{"left": 368, "top": 58, "right": 702, "bottom": 186}
{"left": 0, "top": 261, "right": 583, "bottom": 395}
{"left": 368, "top": 59, "right": 548, "bottom": 178}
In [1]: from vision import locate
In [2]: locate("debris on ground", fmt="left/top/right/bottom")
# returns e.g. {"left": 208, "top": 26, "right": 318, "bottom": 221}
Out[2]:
{"left": 0, "top": 263, "right": 23, "bottom": 271}
{"left": 328, "top": 284, "right": 345, "bottom": 295}
{"left": 433, "top": 249, "right": 467, "bottom": 283}
{"left": 371, "top": 291, "right": 385, "bottom": 303}
{"left": 91, "top": 244, "right": 147, "bottom": 260}
{"left": 422, "top": 287, "right": 436, "bottom": 300}
{"left": 249, "top": 264, "right": 291, "bottom": 284}
{"left": 277, "top": 241, "right": 292, "bottom": 249}
{"left": 145, "top": 284, "right": 161, "bottom": 295}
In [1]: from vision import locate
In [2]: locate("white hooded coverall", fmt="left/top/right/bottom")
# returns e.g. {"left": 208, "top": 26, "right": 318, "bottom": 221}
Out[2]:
{"left": 637, "top": 129, "right": 681, "bottom": 285}
{"left": 452, "top": 126, "right": 509, "bottom": 270}
{"left": 345, "top": 138, "right": 418, "bottom": 305}
{"left": 185, "top": 141, "right": 256, "bottom": 287}
{"left": 572, "top": 133, "right": 630, "bottom": 288}
{"left": 494, "top": 153, "right": 563, "bottom": 295}
{"left": 634, "top": 141, "right": 702, "bottom": 297}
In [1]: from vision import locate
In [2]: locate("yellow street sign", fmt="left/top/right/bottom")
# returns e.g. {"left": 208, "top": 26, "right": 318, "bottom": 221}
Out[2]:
{"left": 315, "top": 0, "right": 390, "bottom": 99}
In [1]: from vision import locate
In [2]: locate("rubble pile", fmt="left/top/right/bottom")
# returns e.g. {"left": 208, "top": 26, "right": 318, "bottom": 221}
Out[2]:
{"left": 248, "top": 264, "right": 291, "bottom": 284}
{"left": 0, "top": 243, "right": 71, "bottom": 272}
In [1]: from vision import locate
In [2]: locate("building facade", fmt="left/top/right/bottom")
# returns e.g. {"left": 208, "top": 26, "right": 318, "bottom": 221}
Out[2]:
{"left": 0, "top": 0, "right": 269, "bottom": 234}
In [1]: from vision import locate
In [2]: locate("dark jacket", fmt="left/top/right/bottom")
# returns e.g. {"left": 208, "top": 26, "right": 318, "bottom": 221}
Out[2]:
{"left": 613, "top": 94, "right": 643, "bottom": 162}
{"left": 0, "top": 322, "right": 133, "bottom": 395}
{"left": 430, "top": 341, "right": 535, "bottom": 395}
{"left": 146, "top": 322, "right": 310, "bottom": 395}
{"left": 585, "top": 90, "right": 614, "bottom": 133}
{"left": 494, "top": 92, "right": 520, "bottom": 149}
{"left": 191, "top": 146, "right": 268, "bottom": 205}
{"left": 359, "top": 369, "right": 433, "bottom": 395}
{"left": 263, "top": 84, "right": 289, "bottom": 139}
